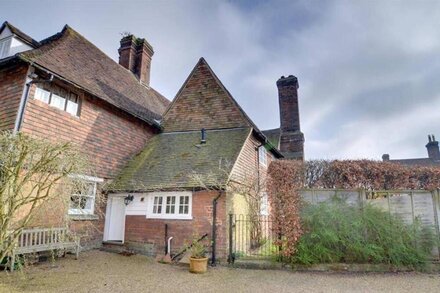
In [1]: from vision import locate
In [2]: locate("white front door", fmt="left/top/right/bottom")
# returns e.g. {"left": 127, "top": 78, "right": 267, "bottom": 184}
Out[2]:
{"left": 104, "top": 196, "right": 126, "bottom": 242}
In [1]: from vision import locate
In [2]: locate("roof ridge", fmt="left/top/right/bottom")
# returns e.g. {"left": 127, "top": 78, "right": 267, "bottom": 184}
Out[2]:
{"left": 160, "top": 127, "right": 251, "bottom": 135}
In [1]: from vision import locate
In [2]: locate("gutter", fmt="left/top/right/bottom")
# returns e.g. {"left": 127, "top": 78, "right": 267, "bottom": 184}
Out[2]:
{"left": 252, "top": 128, "right": 284, "bottom": 159}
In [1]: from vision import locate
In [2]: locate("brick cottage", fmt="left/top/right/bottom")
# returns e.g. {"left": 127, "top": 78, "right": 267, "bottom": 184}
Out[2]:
{"left": 0, "top": 21, "right": 304, "bottom": 261}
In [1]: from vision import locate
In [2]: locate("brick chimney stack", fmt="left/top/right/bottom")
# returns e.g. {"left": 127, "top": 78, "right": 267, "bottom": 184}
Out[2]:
{"left": 277, "top": 75, "right": 304, "bottom": 160}
{"left": 118, "top": 35, "right": 154, "bottom": 86}
{"left": 426, "top": 134, "right": 440, "bottom": 160}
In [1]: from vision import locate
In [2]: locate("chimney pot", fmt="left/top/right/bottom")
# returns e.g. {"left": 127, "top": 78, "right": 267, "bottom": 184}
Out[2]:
{"left": 382, "top": 154, "right": 390, "bottom": 161}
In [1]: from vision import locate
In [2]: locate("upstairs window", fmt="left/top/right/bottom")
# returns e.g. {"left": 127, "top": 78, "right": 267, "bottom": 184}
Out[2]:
{"left": 147, "top": 192, "right": 192, "bottom": 220}
{"left": 34, "top": 84, "right": 80, "bottom": 116}
{"left": 259, "top": 146, "right": 267, "bottom": 166}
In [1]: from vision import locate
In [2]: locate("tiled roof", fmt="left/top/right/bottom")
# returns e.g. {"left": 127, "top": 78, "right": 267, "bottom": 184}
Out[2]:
{"left": 17, "top": 25, "right": 169, "bottom": 125}
{"left": 109, "top": 128, "right": 251, "bottom": 192}
{"left": 162, "top": 58, "right": 283, "bottom": 158}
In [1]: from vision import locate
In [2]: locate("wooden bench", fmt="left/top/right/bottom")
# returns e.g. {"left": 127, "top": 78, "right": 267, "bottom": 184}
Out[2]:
{"left": 8, "top": 228, "right": 80, "bottom": 271}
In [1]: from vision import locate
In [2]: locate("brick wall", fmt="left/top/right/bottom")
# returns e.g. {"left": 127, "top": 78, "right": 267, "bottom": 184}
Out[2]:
{"left": 162, "top": 59, "right": 251, "bottom": 132}
{"left": 18, "top": 75, "right": 157, "bottom": 249}
{"left": 124, "top": 190, "right": 228, "bottom": 259}
{"left": 0, "top": 63, "right": 28, "bottom": 131}
{"left": 21, "top": 79, "right": 157, "bottom": 179}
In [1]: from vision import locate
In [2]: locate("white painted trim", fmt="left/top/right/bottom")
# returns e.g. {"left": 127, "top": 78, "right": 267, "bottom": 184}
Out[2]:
{"left": 146, "top": 191, "right": 193, "bottom": 220}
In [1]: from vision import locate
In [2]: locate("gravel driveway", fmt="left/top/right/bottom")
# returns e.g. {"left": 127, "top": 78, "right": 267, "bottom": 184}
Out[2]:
{"left": 0, "top": 250, "right": 439, "bottom": 293}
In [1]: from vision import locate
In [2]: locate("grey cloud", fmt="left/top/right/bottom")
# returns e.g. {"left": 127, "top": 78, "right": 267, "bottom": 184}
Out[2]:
{"left": 1, "top": 0, "right": 439, "bottom": 160}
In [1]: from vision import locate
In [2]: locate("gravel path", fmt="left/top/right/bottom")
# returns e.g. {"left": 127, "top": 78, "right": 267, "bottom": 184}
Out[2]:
{"left": 0, "top": 250, "right": 439, "bottom": 293}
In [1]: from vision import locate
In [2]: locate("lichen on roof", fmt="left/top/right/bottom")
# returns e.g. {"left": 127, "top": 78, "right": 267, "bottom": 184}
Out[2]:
{"left": 109, "top": 128, "right": 251, "bottom": 192}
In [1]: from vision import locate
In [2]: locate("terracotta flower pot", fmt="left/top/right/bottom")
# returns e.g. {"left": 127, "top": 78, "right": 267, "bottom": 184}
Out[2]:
{"left": 189, "top": 257, "right": 208, "bottom": 273}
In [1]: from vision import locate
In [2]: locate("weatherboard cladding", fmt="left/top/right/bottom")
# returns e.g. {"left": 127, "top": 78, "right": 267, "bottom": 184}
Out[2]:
{"left": 110, "top": 128, "right": 251, "bottom": 191}
{"left": 17, "top": 25, "right": 169, "bottom": 124}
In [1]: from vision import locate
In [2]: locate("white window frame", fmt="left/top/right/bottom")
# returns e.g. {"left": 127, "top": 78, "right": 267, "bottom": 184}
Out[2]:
{"left": 33, "top": 84, "right": 81, "bottom": 117}
{"left": 68, "top": 174, "right": 104, "bottom": 215}
{"left": 260, "top": 192, "right": 269, "bottom": 216}
{"left": 259, "top": 146, "right": 267, "bottom": 166}
{"left": 146, "top": 191, "right": 192, "bottom": 220}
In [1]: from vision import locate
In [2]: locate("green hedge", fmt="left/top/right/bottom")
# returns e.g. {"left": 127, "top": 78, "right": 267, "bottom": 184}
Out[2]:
{"left": 293, "top": 199, "right": 437, "bottom": 270}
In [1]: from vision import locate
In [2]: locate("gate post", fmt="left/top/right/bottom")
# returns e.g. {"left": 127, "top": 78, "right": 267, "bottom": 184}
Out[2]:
{"left": 228, "top": 213, "right": 234, "bottom": 264}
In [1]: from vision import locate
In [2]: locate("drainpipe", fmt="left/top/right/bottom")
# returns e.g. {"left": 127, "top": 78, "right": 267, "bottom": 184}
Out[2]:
{"left": 256, "top": 143, "right": 263, "bottom": 192}
{"left": 14, "top": 71, "right": 53, "bottom": 133}
{"left": 211, "top": 191, "right": 222, "bottom": 266}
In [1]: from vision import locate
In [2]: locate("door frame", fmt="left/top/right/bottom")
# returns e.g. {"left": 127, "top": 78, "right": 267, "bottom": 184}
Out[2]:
{"left": 103, "top": 194, "right": 126, "bottom": 243}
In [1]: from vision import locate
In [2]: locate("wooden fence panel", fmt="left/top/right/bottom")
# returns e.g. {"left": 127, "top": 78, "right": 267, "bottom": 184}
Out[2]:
{"left": 300, "top": 188, "right": 440, "bottom": 259}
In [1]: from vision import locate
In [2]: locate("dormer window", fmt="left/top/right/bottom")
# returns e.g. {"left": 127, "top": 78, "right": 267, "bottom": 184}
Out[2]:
{"left": 34, "top": 84, "right": 80, "bottom": 117}
{"left": 0, "top": 24, "right": 35, "bottom": 59}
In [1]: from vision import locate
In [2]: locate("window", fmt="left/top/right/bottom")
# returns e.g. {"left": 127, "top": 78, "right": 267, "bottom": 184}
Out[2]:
{"left": 34, "top": 87, "right": 51, "bottom": 103}
{"left": 66, "top": 93, "right": 79, "bottom": 116}
{"left": 50, "top": 92, "right": 66, "bottom": 110}
{"left": 179, "top": 196, "right": 190, "bottom": 214}
{"left": 0, "top": 37, "right": 11, "bottom": 59}
{"left": 147, "top": 192, "right": 192, "bottom": 219}
{"left": 33, "top": 84, "right": 80, "bottom": 116}
{"left": 68, "top": 175, "right": 103, "bottom": 215}
{"left": 259, "top": 146, "right": 267, "bottom": 166}
{"left": 260, "top": 192, "right": 269, "bottom": 216}
{"left": 153, "top": 196, "right": 163, "bottom": 214}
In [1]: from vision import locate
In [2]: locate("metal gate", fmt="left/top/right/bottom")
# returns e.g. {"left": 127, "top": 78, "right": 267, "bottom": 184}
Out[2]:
{"left": 228, "top": 214, "right": 280, "bottom": 263}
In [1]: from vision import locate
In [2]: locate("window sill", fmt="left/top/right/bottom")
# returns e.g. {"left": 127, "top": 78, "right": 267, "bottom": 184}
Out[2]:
{"left": 69, "top": 214, "right": 99, "bottom": 221}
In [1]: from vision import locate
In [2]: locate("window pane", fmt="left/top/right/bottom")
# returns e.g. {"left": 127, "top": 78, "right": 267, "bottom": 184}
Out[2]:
{"left": 50, "top": 93, "right": 66, "bottom": 110}
{"left": 259, "top": 147, "right": 267, "bottom": 165}
{"left": 260, "top": 192, "right": 268, "bottom": 215}
{"left": 179, "top": 196, "right": 189, "bottom": 214}
{"left": 166, "top": 196, "right": 176, "bottom": 214}
{"left": 70, "top": 195, "right": 80, "bottom": 209}
{"left": 153, "top": 196, "right": 162, "bottom": 214}
{"left": 34, "top": 87, "right": 51, "bottom": 103}
{"left": 66, "top": 94, "right": 79, "bottom": 116}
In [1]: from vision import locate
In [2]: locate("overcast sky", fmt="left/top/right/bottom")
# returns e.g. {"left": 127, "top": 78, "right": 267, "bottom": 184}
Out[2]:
{"left": 2, "top": 0, "right": 440, "bottom": 160}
